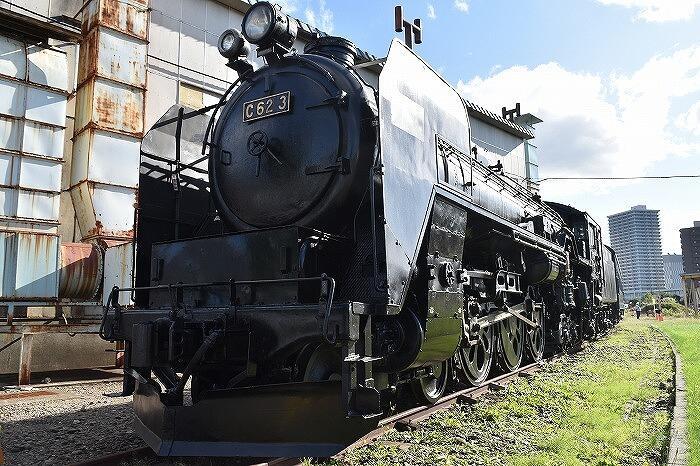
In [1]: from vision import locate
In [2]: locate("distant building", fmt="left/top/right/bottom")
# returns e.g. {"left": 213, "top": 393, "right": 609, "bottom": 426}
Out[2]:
{"left": 663, "top": 254, "right": 683, "bottom": 295}
{"left": 608, "top": 205, "right": 664, "bottom": 299}
{"left": 681, "top": 273, "right": 700, "bottom": 315}
{"left": 680, "top": 221, "right": 700, "bottom": 274}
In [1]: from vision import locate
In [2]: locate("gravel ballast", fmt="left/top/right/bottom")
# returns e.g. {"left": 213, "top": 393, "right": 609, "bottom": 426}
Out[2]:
{"left": 0, "top": 381, "right": 144, "bottom": 465}
{"left": 0, "top": 320, "right": 675, "bottom": 466}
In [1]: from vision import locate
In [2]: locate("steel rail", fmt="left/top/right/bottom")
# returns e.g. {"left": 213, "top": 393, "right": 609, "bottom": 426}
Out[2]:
{"left": 72, "top": 346, "right": 584, "bottom": 466}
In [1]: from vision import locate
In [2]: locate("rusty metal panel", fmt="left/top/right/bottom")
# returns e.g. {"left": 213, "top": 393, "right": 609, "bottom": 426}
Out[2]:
{"left": 69, "top": 182, "right": 95, "bottom": 235}
{"left": 22, "top": 121, "right": 65, "bottom": 159}
{"left": 26, "top": 45, "right": 69, "bottom": 92}
{"left": 0, "top": 116, "right": 22, "bottom": 152}
{"left": 18, "top": 157, "right": 61, "bottom": 191}
{"left": 91, "top": 183, "right": 136, "bottom": 235}
{"left": 78, "top": 27, "right": 147, "bottom": 89}
{"left": 0, "top": 36, "right": 25, "bottom": 79}
{"left": 73, "top": 79, "right": 94, "bottom": 133}
{"left": 95, "top": 27, "right": 147, "bottom": 88}
{"left": 70, "top": 181, "right": 136, "bottom": 239}
{"left": 70, "top": 128, "right": 139, "bottom": 188}
{"left": 93, "top": 77, "right": 143, "bottom": 133}
{"left": 101, "top": 240, "right": 133, "bottom": 304}
{"left": 69, "top": 129, "right": 90, "bottom": 186}
{"left": 2, "top": 232, "right": 60, "bottom": 299}
{"left": 84, "top": 0, "right": 149, "bottom": 39}
{"left": 25, "top": 87, "right": 67, "bottom": 127}
{"left": 97, "top": 28, "right": 146, "bottom": 88}
{"left": 17, "top": 190, "right": 60, "bottom": 221}
{"left": 0, "top": 78, "right": 26, "bottom": 117}
{"left": 75, "top": 77, "right": 143, "bottom": 134}
{"left": 58, "top": 242, "right": 103, "bottom": 300}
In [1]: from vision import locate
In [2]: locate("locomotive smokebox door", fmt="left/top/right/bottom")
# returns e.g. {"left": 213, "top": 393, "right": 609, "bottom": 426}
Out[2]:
{"left": 378, "top": 39, "right": 472, "bottom": 310}
{"left": 209, "top": 45, "right": 377, "bottom": 233}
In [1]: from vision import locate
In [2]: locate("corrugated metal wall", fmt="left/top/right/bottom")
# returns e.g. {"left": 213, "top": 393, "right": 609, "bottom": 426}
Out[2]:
{"left": 0, "top": 34, "right": 74, "bottom": 299}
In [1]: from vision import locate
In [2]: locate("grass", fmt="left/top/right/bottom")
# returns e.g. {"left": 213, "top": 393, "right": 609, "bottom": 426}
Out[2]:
{"left": 330, "top": 320, "right": 674, "bottom": 466}
{"left": 656, "top": 318, "right": 700, "bottom": 466}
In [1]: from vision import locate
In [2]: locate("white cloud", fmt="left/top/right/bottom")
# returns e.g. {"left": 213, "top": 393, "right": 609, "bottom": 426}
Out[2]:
{"left": 427, "top": 3, "right": 437, "bottom": 19}
{"left": 457, "top": 46, "right": 700, "bottom": 184}
{"left": 305, "top": 0, "right": 334, "bottom": 34}
{"left": 275, "top": 0, "right": 298, "bottom": 14}
{"left": 596, "top": 0, "right": 700, "bottom": 22}
{"left": 454, "top": 0, "right": 469, "bottom": 13}
{"left": 459, "top": 47, "right": 700, "bottom": 251}
{"left": 676, "top": 100, "right": 700, "bottom": 136}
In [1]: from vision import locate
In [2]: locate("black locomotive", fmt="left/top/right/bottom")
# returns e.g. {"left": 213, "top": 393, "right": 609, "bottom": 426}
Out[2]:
{"left": 100, "top": 2, "right": 623, "bottom": 457}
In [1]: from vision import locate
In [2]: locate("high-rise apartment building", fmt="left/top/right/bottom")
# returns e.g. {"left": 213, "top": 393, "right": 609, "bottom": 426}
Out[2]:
{"left": 608, "top": 205, "right": 664, "bottom": 299}
{"left": 663, "top": 254, "right": 683, "bottom": 295}
{"left": 680, "top": 221, "right": 700, "bottom": 274}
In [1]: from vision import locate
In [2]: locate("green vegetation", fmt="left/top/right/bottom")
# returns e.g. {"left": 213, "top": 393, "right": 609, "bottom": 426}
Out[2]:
{"left": 635, "top": 292, "right": 696, "bottom": 317}
{"left": 657, "top": 319, "right": 700, "bottom": 466}
{"left": 331, "top": 320, "right": 673, "bottom": 466}
{"left": 658, "top": 298, "right": 697, "bottom": 318}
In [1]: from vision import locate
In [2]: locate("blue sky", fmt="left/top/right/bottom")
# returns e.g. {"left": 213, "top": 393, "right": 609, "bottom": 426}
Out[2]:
{"left": 286, "top": 0, "right": 700, "bottom": 253}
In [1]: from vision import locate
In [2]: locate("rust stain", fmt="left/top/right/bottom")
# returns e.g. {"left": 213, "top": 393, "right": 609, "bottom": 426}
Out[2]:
{"left": 94, "top": 91, "right": 141, "bottom": 134}
{"left": 0, "top": 390, "right": 58, "bottom": 401}
{"left": 84, "top": 220, "right": 134, "bottom": 241}
{"left": 58, "top": 243, "right": 102, "bottom": 300}
{"left": 77, "top": 29, "right": 99, "bottom": 87}
{"left": 95, "top": 93, "right": 117, "bottom": 129}
{"left": 126, "top": 6, "right": 135, "bottom": 35}
{"left": 123, "top": 96, "right": 142, "bottom": 133}
{"left": 19, "top": 361, "right": 30, "bottom": 385}
{"left": 101, "top": 0, "right": 119, "bottom": 27}
{"left": 98, "top": 0, "right": 147, "bottom": 38}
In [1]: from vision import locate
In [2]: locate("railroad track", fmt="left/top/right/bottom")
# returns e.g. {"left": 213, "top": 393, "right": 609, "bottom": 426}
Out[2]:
{"left": 72, "top": 351, "right": 573, "bottom": 466}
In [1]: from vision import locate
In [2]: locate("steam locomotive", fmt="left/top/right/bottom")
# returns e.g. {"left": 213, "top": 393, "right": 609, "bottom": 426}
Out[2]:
{"left": 100, "top": 2, "right": 623, "bottom": 457}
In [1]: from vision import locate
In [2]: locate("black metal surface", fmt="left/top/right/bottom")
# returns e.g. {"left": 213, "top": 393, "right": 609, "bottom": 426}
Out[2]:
{"left": 148, "top": 228, "right": 305, "bottom": 308}
{"left": 209, "top": 52, "right": 376, "bottom": 232}
{"left": 134, "top": 379, "right": 378, "bottom": 457}
{"left": 102, "top": 27, "right": 626, "bottom": 458}
{"left": 415, "top": 197, "right": 466, "bottom": 367}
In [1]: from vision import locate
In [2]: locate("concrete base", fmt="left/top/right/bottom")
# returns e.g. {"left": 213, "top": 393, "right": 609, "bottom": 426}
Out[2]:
{"left": 665, "top": 335, "right": 689, "bottom": 466}
{"left": 0, "top": 332, "right": 115, "bottom": 383}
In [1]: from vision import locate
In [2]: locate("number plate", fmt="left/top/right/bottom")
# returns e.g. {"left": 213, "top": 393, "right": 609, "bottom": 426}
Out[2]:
{"left": 242, "top": 91, "right": 291, "bottom": 122}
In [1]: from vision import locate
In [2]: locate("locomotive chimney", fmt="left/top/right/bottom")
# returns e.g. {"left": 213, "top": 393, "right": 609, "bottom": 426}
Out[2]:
{"left": 304, "top": 36, "right": 357, "bottom": 67}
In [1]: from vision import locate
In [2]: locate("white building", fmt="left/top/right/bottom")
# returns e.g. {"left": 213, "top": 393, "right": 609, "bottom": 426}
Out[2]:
{"left": 608, "top": 205, "right": 665, "bottom": 299}
{"left": 663, "top": 253, "right": 683, "bottom": 296}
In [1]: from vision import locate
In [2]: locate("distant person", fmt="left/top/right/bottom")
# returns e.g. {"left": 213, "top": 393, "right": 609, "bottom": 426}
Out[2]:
{"left": 655, "top": 305, "right": 663, "bottom": 321}
{"left": 635, "top": 304, "right": 641, "bottom": 319}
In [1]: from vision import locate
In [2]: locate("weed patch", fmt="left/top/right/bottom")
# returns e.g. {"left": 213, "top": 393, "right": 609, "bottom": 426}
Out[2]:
{"left": 657, "top": 318, "right": 700, "bottom": 466}
{"left": 331, "top": 320, "right": 673, "bottom": 466}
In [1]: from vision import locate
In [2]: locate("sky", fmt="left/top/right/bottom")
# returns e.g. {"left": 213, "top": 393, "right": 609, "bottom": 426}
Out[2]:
{"left": 280, "top": 0, "right": 700, "bottom": 253}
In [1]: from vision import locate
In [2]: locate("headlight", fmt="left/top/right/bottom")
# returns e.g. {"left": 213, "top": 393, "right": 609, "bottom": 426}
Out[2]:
{"left": 242, "top": 2, "right": 275, "bottom": 43}
{"left": 218, "top": 28, "right": 249, "bottom": 59}
{"left": 241, "top": 2, "right": 297, "bottom": 54}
